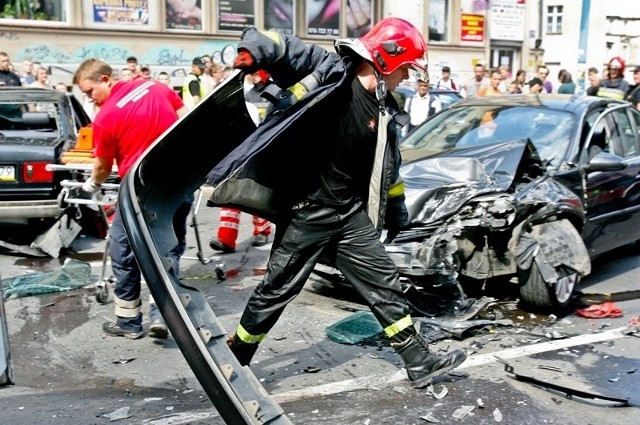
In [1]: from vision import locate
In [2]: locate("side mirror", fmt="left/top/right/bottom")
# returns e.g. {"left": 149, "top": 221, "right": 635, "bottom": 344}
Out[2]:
{"left": 585, "top": 151, "right": 627, "bottom": 172}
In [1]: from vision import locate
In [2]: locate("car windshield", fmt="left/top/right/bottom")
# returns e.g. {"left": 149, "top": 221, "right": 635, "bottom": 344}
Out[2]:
{"left": 400, "top": 104, "right": 576, "bottom": 168}
{"left": 433, "top": 92, "right": 461, "bottom": 109}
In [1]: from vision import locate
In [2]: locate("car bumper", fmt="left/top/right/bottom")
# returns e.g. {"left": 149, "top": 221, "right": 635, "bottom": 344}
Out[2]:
{"left": 120, "top": 71, "right": 293, "bottom": 424}
{"left": 0, "top": 200, "right": 61, "bottom": 221}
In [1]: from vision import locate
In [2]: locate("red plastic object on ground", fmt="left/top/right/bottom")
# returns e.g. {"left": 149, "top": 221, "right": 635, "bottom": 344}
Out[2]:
{"left": 575, "top": 301, "right": 623, "bottom": 318}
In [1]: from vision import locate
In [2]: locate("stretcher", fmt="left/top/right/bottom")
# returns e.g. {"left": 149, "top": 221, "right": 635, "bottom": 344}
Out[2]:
{"left": 46, "top": 163, "right": 221, "bottom": 303}
{"left": 46, "top": 162, "right": 119, "bottom": 304}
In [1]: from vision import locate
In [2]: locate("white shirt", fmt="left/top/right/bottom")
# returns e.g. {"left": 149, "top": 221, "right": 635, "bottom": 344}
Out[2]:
{"left": 406, "top": 93, "right": 442, "bottom": 126}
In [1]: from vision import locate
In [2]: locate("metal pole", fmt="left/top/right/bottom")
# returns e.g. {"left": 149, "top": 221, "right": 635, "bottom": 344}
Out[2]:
{"left": 577, "top": 0, "right": 592, "bottom": 95}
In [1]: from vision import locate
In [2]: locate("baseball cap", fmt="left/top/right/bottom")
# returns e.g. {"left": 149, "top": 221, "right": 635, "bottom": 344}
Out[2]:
{"left": 442, "top": 66, "right": 451, "bottom": 73}
{"left": 126, "top": 56, "right": 138, "bottom": 63}
{"left": 192, "top": 56, "right": 206, "bottom": 70}
{"left": 140, "top": 64, "right": 150, "bottom": 71}
{"left": 633, "top": 66, "right": 640, "bottom": 73}
{"left": 527, "top": 77, "right": 543, "bottom": 87}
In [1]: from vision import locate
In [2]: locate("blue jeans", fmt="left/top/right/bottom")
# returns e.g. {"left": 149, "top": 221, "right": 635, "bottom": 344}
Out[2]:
{"left": 109, "top": 196, "right": 193, "bottom": 331}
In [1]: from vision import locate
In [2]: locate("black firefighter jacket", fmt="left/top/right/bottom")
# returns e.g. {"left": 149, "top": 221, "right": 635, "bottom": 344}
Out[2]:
{"left": 206, "top": 28, "right": 409, "bottom": 234}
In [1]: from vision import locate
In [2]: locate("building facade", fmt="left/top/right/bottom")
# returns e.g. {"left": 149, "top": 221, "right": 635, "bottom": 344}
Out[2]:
{"left": 0, "top": 1, "right": 509, "bottom": 87}
{"left": 0, "top": 1, "right": 637, "bottom": 90}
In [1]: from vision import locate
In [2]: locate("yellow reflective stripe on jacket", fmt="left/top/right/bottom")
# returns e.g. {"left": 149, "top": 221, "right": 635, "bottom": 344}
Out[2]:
{"left": 384, "top": 315, "right": 413, "bottom": 337}
{"left": 388, "top": 179, "right": 405, "bottom": 199}
{"left": 288, "top": 82, "right": 308, "bottom": 100}
{"left": 236, "top": 324, "right": 266, "bottom": 344}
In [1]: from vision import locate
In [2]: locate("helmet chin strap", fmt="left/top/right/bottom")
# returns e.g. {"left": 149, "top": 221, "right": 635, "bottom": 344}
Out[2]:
{"left": 374, "top": 70, "right": 387, "bottom": 113}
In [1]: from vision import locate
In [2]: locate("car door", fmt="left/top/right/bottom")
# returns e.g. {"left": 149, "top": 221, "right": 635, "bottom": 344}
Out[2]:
{"left": 582, "top": 104, "right": 640, "bottom": 257}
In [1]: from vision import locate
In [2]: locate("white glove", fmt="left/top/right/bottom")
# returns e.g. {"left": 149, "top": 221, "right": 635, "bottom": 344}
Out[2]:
{"left": 82, "top": 177, "right": 101, "bottom": 193}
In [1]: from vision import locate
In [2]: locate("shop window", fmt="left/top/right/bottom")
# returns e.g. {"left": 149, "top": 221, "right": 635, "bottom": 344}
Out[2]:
{"left": 429, "top": 0, "right": 448, "bottom": 42}
{"left": 306, "top": 0, "right": 340, "bottom": 37}
{"left": 0, "top": 0, "right": 67, "bottom": 22}
{"left": 82, "top": 0, "right": 159, "bottom": 30}
{"left": 166, "top": 0, "right": 203, "bottom": 31}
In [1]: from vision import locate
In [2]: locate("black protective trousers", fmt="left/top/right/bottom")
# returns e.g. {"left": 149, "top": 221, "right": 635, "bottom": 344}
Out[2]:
{"left": 238, "top": 200, "right": 414, "bottom": 344}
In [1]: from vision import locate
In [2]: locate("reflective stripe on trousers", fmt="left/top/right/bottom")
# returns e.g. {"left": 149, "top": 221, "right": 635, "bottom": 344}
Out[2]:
{"left": 237, "top": 201, "right": 414, "bottom": 344}
{"left": 218, "top": 207, "right": 272, "bottom": 248}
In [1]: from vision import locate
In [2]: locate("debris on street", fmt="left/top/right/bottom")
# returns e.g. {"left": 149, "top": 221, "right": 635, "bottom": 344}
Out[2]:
{"left": 420, "top": 411, "right": 441, "bottom": 422}
{"left": 451, "top": 405, "right": 475, "bottom": 419}
{"left": 101, "top": 406, "right": 132, "bottom": 421}
{"left": 0, "top": 259, "right": 91, "bottom": 299}
{"left": 425, "top": 383, "right": 448, "bottom": 399}
{"left": 492, "top": 407, "right": 503, "bottom": 422}
{"left": 325, "top": 310, "right": 383, "bottom": 345}
{"left": 575, "top": 301, "right": 624, "bottom": 318}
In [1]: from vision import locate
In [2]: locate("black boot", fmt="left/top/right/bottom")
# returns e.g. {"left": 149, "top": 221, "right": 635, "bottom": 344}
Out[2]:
{"left": 392, "top": 330, "right": 467, "bottom": 389}
{"left": 227, "top": 334, "right": 259, "bottom": 366}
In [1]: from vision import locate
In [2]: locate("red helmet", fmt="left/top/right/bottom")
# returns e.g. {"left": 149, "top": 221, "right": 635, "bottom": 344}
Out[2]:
{"left": 335, "top": 18, "right": 428, "bottom": 79}
{"left": 608, "top": 56, "right": 625, "bottom": 73}
{"left": 360, "top": 17, "right": 428, "bottom": 76}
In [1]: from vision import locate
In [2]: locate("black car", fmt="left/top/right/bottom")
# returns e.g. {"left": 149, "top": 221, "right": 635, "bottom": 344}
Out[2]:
{"left": 0, "top": 87, "right": 91, "bottom": 224}
{"left": 316, "top": 95, "right": 640, "bottom": 315}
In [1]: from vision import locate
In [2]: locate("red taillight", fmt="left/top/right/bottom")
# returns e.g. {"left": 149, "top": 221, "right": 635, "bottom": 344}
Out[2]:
{"left": 23, "top": 162, "right": 54, "bottom": 183}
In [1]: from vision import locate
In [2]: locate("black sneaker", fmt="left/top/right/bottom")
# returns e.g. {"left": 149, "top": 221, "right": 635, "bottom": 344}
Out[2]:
{"left": 251, "top": 234, "right": 269, "bottom": 247}
{"left": 149, "top": 319, "right": 169, "bottom": 339}
{"left": 102, "top": 321, "right": 144, "bottom": 339}
{"left": 209, "top": 238, "right": 235, "bottom": 253}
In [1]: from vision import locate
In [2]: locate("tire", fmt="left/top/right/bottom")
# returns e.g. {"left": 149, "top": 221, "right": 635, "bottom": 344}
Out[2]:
{"left": 519, "top": 262, "right": 579, "bottom": 314}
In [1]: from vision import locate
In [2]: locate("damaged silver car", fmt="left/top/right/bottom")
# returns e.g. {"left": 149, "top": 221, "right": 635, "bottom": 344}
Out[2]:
{"left": 316, "top": 95, "right": 640, "bottom": 315}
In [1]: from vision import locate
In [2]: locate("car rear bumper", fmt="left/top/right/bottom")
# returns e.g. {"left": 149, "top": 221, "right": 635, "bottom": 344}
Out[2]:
{"left": 0, "top": 200, "right": 61, "bottom": 221}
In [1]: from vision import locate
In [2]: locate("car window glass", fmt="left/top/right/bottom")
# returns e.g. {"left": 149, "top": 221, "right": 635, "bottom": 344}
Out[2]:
{"left": 400, "top": 105, "right": 574, "bottom": 168}
{"left": 609, "top": 108, "right": 637, "bottom": 158}
{"left": 0, "top": 101, "right": 59, "bottom": 133}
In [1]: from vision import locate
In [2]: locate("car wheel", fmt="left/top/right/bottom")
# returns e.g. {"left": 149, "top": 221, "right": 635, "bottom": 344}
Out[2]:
{"left": 519, "top": 262, "right": 579, "bottom": 314}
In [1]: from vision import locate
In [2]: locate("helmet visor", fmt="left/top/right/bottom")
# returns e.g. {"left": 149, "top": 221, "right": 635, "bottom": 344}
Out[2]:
{"left": 409, "top": 54, "right": 429, "bottom": 82}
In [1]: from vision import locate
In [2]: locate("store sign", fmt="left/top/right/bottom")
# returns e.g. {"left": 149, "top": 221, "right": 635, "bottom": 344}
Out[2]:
{"left": 461, "top": 13, "right": 484, "bottom": 42}
{"left": 490, "top": 0, "right": 526, "bottom": 41}
{"left": 218, "top": 0, "right": 255, "bottom": 32}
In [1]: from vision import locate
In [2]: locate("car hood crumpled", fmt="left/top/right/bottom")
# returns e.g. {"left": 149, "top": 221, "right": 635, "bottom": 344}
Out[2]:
{"left": 401, "top": 138, "right": 534, "bottom": 224}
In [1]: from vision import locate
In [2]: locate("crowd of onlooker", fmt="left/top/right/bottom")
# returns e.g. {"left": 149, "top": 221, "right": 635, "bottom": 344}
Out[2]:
{"left": 5, "top": 49, "right": 640, "bottom": 117}
{"left": 0, "top": 52, "right": 68, "bottom": 92}
{"left": 431, "top": 57, "right": 640, "bottom": 109}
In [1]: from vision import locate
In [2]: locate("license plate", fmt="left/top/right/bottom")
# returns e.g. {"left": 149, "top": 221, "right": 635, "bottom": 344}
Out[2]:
{"left": 0, "top": 166, "right": 16, "bottom": 182}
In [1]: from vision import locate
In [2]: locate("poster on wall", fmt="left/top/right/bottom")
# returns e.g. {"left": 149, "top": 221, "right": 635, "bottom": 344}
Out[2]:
{"left": 264, "top": 0, "right": 294, "bottom": 35}
{"left": 346, "top": 0, "right": 372, "bottom": 38}
{"left": 166, "top": 0, "right": 202, "bottom": 31}
{"left": 306, "top": 0, "right": 340, "bottom": 37}
{"left": 91, "top": 0, "right": 150, "bottom": 26}
{"left": 218, "top": 0, "right": 255, "bottom": 32}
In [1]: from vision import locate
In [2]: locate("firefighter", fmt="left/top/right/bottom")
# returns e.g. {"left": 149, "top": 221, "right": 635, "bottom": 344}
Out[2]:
{"left": 214, "top": 17, "right": 467, "bottom": 389}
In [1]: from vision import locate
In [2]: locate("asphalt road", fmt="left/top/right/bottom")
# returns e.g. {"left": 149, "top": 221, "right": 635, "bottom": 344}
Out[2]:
{"left": 1, "top": 196, "right": 639, "bottom": 424}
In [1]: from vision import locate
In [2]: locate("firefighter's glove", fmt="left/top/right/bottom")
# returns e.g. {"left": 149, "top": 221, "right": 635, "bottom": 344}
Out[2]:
{"left": 233, "top": 49, "right": 258, "bottom": 73}
{"left": 82, "top": 177, "right": 101, "bottom": 194}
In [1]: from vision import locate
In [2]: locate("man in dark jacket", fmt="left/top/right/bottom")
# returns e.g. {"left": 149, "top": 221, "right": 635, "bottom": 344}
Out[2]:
{"left": 210, "top": 17, "right": 466, "bottom": 389}
{"left": 0, "top": 52, "right": 21, "bottom": 87}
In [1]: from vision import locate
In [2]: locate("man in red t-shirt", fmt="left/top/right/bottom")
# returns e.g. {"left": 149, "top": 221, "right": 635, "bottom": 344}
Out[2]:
{"left": 74, "top": 58, "right": 189, "bottom": 340}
